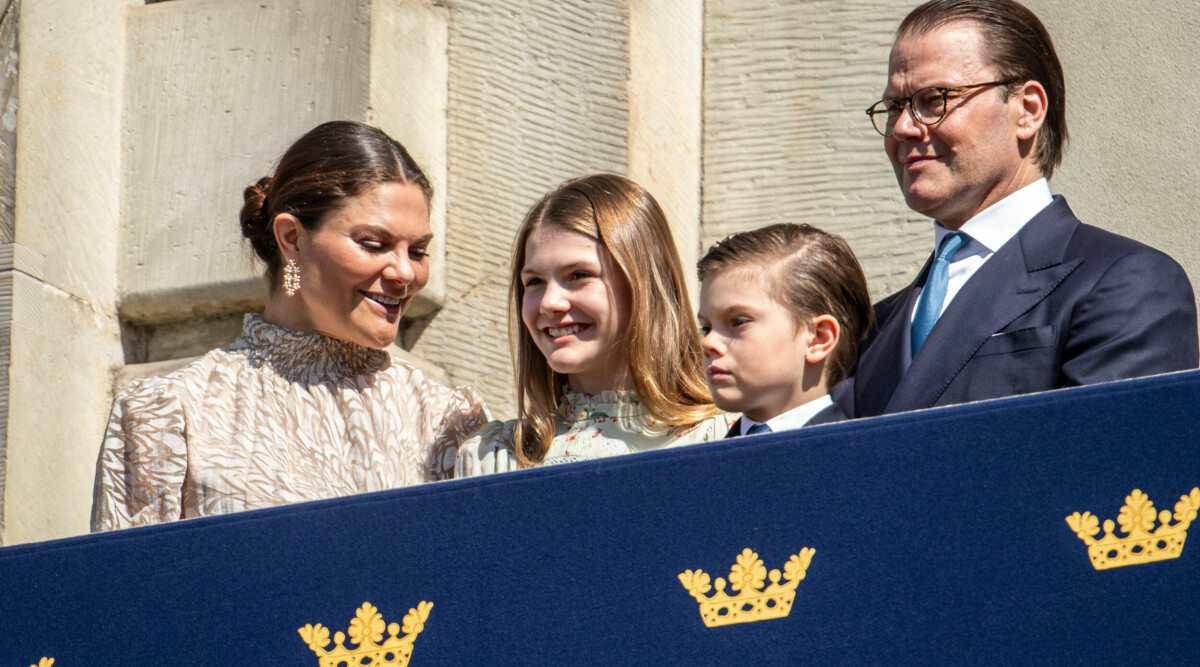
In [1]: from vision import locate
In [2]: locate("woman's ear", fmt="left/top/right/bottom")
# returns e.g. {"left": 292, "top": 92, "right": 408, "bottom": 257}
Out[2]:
{"left": 272, "top": 213, "right": 304, "bottom": 261}
{"left": 804, "top": 314, "right": 840, "bottom": 365}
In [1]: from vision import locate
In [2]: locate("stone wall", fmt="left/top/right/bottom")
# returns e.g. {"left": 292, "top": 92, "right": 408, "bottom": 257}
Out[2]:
{"left": 5, "top": 0, "right": 125, "bottom": 543}
{"left": 3, "top": 0, "right": 1198, "bottom": 544}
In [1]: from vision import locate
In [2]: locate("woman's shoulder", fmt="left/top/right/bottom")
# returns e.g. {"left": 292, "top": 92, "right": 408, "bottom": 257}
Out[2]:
{"left": 454, "top": 419, "right": 519, "bottom": 478}
{"left": 111, "top": 349, "right": 235, "bottom": 406}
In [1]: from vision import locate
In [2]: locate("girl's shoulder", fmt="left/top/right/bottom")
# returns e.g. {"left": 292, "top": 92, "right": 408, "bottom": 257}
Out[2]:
{"left": 665, "top": 411, "right": 738, "bottom": 447}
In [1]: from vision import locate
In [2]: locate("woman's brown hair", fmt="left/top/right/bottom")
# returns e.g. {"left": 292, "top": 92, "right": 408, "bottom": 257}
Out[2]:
{"left": 510, "top": 174, "right": 720, "bottom": 466}
{"left": 239, "top": 120, "right": 433, "bottom": 288}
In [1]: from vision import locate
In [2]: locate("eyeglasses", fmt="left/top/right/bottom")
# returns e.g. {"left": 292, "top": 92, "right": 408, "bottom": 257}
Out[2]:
{"left": 865, "top": 80, "right": 1015, "bottom": 137}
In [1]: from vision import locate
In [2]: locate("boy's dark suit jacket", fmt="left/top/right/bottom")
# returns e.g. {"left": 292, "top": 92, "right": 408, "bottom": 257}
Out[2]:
{"left": 838, "top": 196, "right": 1199, "bottom": 418}
{"left": 724, "top": 403, "right": 847, "bottom": 438}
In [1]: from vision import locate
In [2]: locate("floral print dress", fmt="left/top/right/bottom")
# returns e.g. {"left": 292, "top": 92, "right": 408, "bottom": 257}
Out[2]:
{"left": 454, "top": 390, "right": 733, "bottom": 477}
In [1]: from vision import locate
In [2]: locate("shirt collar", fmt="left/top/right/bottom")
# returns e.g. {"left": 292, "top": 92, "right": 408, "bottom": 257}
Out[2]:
{"left": 741, "top": 394, "right": 834, "bottom": 435}
{"left": 933, "top": 178, "right": 1053, "bottom": 253}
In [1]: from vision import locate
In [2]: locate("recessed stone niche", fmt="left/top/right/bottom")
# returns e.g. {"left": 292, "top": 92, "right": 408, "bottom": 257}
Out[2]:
{"left": 121, "top": 0, "right": 449, "bottom": 362}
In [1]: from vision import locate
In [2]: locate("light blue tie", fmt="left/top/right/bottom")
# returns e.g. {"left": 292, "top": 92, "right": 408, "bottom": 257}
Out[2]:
{"left": 911, "top": 232, "right": 967, "bottom": 357}
{"left": 745, "top": 422, "right": 772, "bottom": 436}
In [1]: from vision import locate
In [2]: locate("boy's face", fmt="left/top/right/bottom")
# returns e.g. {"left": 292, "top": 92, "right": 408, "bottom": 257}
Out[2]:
{"left": 698, "top": 268, "right": 825, "bottom": 423}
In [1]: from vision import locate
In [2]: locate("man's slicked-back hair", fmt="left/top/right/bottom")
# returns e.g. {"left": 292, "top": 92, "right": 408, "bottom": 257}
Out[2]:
{"left": 697, "top": 223, "right": 873, "bottom": 387}
{"left": 899, "top": 0, "right": 1068, "bottom": 178}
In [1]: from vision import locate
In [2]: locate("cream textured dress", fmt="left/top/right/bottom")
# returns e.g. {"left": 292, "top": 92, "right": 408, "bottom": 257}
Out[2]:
{"left": 91, "top": 314, "right": 491, "bottom": 532}
{"left": 455, "top": 389, "right": 732, "bottom": 477}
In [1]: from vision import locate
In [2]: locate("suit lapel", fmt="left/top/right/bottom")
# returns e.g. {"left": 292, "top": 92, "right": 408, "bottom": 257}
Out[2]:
{"left": 885, "top": 197, "right": 1083, "bottom": 413}
{"left": 853, "top": 262, "right": 929, "bottom": 416}
{"left": 724, "top": 417, "right": 742, "bottom": 439}
{"left": 805, "top": 403, "right": 848, "bottom": 427}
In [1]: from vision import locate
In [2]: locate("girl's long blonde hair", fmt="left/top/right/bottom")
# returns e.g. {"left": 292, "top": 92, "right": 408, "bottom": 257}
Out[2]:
{"left": 510, "top": 174, "right": 720, "bottom": 467}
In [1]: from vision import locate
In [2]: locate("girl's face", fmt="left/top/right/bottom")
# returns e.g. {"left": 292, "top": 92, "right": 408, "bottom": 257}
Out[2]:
{"left": 274, "top": 182, "right": 431, "bottom": 349}
{"left": 520, "top": 225, "right": 633, "bottom": 395}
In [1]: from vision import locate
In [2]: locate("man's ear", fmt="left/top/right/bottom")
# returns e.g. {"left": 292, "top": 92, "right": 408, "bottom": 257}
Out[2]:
{"left": 272, "top": 213, "right": 303, "bottom": 261}
{"left": 804, "top": 315, "right": 840, "bottom": 365}
{"left": 1014, "top": 80, "right": 1047, "bottom": 142}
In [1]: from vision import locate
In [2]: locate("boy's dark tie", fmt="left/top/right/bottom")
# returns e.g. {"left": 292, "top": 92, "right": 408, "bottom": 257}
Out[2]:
{"left": 745, "top": 422, "right": 772, "bottom": 436}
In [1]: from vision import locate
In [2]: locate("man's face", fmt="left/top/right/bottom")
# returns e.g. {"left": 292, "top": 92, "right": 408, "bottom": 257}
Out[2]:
{"left": 884, "top": 22, "right": 1038, "bottom": 228}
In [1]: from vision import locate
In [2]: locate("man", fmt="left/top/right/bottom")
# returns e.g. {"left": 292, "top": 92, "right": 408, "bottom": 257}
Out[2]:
{"left": 839, "top": 0, "right": 1199, "bottom": 418}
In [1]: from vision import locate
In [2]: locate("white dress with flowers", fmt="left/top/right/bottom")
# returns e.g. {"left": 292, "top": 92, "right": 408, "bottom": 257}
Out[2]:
{"left": 454, "top": 389, "right": 733, "bottom": 477}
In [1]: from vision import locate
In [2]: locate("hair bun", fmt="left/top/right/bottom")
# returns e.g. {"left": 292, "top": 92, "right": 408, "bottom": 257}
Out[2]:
{"left": 240, "top": 176, "right": 278, "bottom": 264}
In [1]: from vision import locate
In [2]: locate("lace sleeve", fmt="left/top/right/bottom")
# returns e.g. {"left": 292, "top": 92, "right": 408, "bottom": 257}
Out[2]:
{"left": 89, "top": 378, "right": 189, "bottom": 532}
{"left": 426, "top": 385, "right": 493, "bottom": 481}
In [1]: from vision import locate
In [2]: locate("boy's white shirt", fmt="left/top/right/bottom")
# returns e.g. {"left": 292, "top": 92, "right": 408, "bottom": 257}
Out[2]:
{"left": 739, "top": 393, "right": 834, "bottom": 435}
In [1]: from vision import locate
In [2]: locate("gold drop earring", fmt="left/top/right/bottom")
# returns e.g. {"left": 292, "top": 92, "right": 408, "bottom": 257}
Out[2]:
{"left": 283, "top": 258, "right": 301, "bottom": 296}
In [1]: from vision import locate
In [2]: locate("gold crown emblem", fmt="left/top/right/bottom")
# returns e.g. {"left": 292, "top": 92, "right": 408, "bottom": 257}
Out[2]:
{"left": 30, "top": 659, "right": 54, "bottom": 667}
{"left": 298, "top": 601, "right": 432, "bottom": 666}
{"left": 678, "top": 547, "right": 815, "bottom": 627}
{"left": 1066, "top": 487, "right": 1200, "bottom": 570}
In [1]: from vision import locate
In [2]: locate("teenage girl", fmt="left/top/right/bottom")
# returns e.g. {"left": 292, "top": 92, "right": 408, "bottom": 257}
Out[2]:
{"left": 455, "top": 174, "right": 731, "bottom": 476}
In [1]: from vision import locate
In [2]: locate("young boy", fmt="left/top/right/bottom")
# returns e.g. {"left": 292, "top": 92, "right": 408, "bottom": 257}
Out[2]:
{"left": 697, "top": 223, "right": 872, "bottom": 437}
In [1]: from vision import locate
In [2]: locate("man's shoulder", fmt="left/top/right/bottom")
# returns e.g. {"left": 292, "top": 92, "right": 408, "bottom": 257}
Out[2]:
{"left": 1030, "top": 197, "right": 1185, "bottom": 272}
{"left": 1069, "top": 219, "right": 1174, "bottom": 258}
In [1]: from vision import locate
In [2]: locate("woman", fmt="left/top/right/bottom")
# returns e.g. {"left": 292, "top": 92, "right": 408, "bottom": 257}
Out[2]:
{"left": 455, "top": 174, "right": 731, "bottom": 476}
{"left": 91, "top": 121, "right": 490, "bottom": 531}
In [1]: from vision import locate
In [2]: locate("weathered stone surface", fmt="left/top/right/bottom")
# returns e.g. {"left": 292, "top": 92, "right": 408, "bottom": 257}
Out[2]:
{"left": 1024, "top": 0, "right": 1200, "bottom": 287}
{"left": 0, "top": 0, "right": 18, "bottom": 245}
{"left": 3, "top": 280, "right": 121, "bottom": 544}
{"left": 121, "top": 0, "right": 452, "bottom": 321}
{"left": 4, "top": 0, "right": 125, "bottom": 544}
{"left": 703, "top": 0, "right": 929, "bottom": 299}
{"left": 628, "top": 0, "right": 703, "bottom": 295}
{"left": 15, "top": 0, "right": 122, "bottom": 307}
{"left": 412, "top": 0, "right": 630, "bottom": 417}
{"left": 121, "top": 0, "right": 371, "bottom": 323}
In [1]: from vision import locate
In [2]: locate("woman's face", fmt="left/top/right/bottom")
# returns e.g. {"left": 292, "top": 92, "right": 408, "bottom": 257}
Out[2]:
{"left": 285, "top": 182, "right": 431, "bottom": 349}
{"left": 520, "top": 225, "right": 632, "bottom": 395}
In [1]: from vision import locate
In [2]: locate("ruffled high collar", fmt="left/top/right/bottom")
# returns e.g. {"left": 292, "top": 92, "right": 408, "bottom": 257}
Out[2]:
{"left": 229, "top": 314, "right": 389, "bottom": 381}
{"left": 557, "top": 389, "right": 674, "bottom": 436}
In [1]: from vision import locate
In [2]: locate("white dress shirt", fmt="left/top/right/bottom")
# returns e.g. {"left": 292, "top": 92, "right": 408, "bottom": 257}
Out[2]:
{"left": 739, "top": 393, "right": 834, "bottom": 435}
{"left": 911, "top": 178, "right": 1054, "bottom": 322}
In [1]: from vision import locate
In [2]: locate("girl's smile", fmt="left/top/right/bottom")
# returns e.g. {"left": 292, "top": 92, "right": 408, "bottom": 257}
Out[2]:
{"left": 520, "top": 225, "right": 633, "bottom": 395}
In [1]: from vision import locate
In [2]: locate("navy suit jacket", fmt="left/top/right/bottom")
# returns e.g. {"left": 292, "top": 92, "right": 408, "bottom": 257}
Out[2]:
{"left": 838, "top": 196, "right": 1199, "bottom": 418}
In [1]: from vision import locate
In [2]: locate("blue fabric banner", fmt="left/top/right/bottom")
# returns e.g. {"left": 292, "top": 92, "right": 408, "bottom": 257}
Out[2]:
{"left": 2, "top": 370, "right": 1199, "bottom": 665}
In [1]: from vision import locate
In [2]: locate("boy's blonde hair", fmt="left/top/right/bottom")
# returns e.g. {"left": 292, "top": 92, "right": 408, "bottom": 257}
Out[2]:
{"left": 510, "top": 174, "right": 721, "bottom": 467}
{"left": 697, "top": 223, "right": 873, "bottom": 386}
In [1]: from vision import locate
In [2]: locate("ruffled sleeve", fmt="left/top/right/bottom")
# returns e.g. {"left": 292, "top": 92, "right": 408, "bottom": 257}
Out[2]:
{"left": 664, "top": 412, "right": 737, "bottom": 448}
{"left": 454, "top": 419, "right": 520, "bottom": 478}
{"left": 426, "top": 385, "right": 493, "bottom": 481}
{"left": 90, "top": 377, "right": 189, "bottom": 532}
